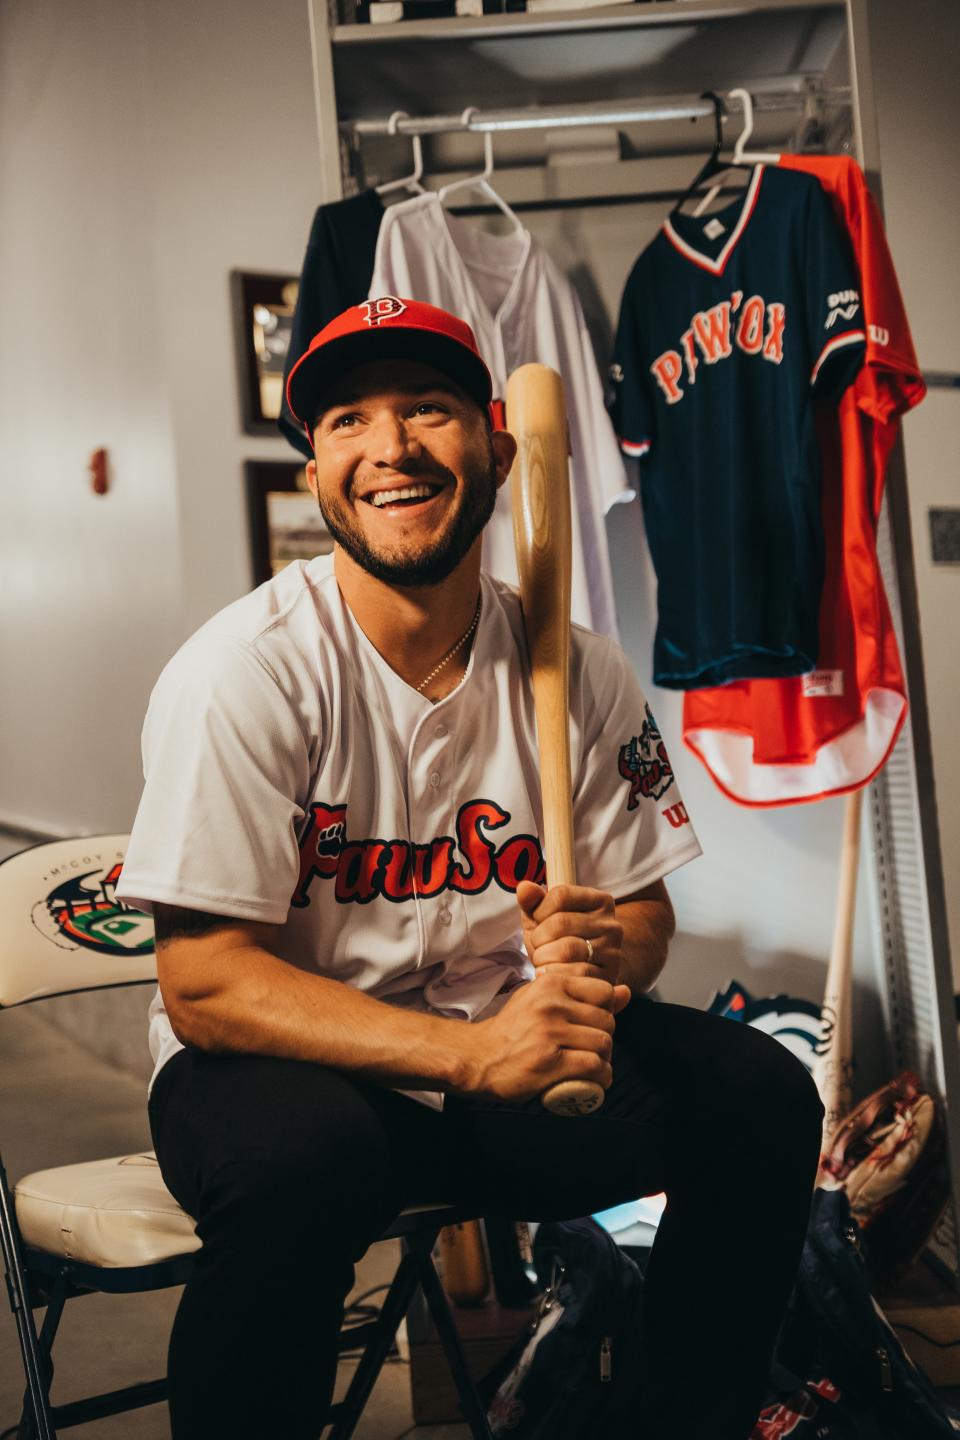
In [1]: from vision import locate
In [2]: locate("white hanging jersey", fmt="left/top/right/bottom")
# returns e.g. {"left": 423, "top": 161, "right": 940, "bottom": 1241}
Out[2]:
{"left": 369, "top": 193, "right": 633, "bottom": 639}
{"left": 116, "top": 561, "right": 701, "bottom": 1102}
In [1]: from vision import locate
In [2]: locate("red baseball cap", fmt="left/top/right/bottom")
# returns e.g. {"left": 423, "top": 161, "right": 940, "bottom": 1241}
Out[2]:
{"left": 286, "top": 296, "right": 495, "bottom": 436}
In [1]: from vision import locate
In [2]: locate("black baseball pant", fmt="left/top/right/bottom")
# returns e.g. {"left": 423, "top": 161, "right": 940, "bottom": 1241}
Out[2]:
{"left": 148, "top": 997, "right": 823, "bottom": 1439}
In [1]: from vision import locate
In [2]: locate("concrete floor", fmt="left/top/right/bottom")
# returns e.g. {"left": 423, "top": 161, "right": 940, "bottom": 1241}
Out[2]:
{"left": 0, "top": 1007, "right": 469, "bottom": 1440}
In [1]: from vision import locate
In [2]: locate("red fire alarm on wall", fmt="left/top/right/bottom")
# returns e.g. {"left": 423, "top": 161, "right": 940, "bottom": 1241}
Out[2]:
{"left": 89, "top": 448, "right": 109, "bottom": 495}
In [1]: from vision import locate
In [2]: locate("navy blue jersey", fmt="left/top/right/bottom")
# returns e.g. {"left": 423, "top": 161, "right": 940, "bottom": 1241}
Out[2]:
{"left": 609, "top": 164, "right": 865, "bottom": 690}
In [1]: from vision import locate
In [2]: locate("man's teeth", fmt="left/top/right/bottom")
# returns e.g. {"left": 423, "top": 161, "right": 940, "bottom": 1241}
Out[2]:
{"left": 369, "top": 485, "right": 437, "bottom": 508}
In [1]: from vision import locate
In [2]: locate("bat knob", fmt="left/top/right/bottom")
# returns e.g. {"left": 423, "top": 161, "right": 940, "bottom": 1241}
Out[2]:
{"left": 541, "top": 1079, "right": 606, "bottom": 1117}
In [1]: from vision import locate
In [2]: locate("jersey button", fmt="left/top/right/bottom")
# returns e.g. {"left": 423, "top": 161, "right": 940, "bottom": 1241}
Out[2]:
{"left": 435, "top": 722, "right": 448, "bottom": 737}
{"left": 438, "top": 906, "right": 452, "bottom": 925}
{"left": 429, "top": 771, "right": 441, "bottom": 789}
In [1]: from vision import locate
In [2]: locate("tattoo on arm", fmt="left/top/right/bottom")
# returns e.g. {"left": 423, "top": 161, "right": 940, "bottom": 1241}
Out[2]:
{"left": 153, "top": 904, "right": 232, "bottom": 945}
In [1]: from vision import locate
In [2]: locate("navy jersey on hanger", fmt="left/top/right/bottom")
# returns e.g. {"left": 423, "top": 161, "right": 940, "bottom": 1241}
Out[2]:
{"left": 279, "top": 190, "right": 385, "bottom": 458}
{"left": 609, "top": 164, "right": 865, "bottom": 691}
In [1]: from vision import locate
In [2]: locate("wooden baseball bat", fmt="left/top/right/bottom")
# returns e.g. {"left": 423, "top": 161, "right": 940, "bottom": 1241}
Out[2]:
{"left": 813, "top": 787, "right": 862, "bottom": 1175}
{"left": 506, "top": 363, "right": 605, "bottom": 1118}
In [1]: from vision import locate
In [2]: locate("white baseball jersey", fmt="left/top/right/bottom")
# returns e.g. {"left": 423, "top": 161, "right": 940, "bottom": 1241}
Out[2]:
{"left": 369, "top": 193, "right": 633, "bottom": 640}
{"left": 117, "top": 561, "right": 701, "bottom": 1103}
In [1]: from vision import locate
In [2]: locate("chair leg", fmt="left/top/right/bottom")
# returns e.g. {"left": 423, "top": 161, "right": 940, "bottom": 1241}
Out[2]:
{"left": 0, "top": 1155, "right": 57, "bottom": 1440}
{"left": 414, "top": 1237, "right": 493, "bottom": 1440}
{"left": 326, "top": 1247, "right": 425, "bottom": 1440}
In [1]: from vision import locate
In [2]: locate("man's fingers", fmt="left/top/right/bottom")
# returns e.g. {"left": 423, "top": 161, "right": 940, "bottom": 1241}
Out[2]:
{"left": 526, "top": 883, "right": 615, "bottom": 922}
{"left": 554, "top": 1049, "right": 613, "bottom": 1091}
{"left": 529, "top": 912, "right": 622, "bottom": 952}
{"left": 539, "top": 961, "right": 608, "bottom": 982}
{"left": 552, "top": 973, "right": 620, "bottom": 1008}
{"left": 515, "top": 880, "right": 547, "bottom": 916}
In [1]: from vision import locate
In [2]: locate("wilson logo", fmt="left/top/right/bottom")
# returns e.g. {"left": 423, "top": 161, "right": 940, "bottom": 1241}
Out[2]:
{"left": 662, "top": 803, "right": 690, "bottom": 830}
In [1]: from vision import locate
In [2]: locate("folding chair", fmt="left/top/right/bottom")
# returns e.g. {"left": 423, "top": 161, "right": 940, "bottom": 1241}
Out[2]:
{"left": 0, "top": 835, "right": 493, "bottom": 1439}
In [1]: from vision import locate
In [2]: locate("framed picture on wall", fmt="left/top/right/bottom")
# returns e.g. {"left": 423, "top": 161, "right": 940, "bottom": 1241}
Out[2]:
{"left": 245, "top": 461, "right": 333, "bottom": 587}
{"left": 231, "top": 271, "right": 299, "bottom": 435}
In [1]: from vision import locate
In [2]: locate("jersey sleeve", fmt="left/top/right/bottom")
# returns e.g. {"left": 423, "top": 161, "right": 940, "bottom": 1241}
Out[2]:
{"left": 608, "top": 268, "right": 656, "bottom": 460}
{"left": 571, "top": 637, "right": 702, "bottom": 898}
{"left": 803, "top": 179, "right": 866, "bottom": 398}
{"left": 116, "top": 636, "right": 313, "bottom": 923}
{"left": 855, "top": 183, "right": 926, "bottom": 425}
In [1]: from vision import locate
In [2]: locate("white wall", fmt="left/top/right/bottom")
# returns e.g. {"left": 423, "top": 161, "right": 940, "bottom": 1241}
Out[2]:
{"left": 0, "top": 0, "right": 320, "bottom": 837}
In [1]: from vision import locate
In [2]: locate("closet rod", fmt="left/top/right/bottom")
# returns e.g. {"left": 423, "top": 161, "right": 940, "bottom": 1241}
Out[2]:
{"left": 346, "top": 87, "right": 850, "bottom": 138}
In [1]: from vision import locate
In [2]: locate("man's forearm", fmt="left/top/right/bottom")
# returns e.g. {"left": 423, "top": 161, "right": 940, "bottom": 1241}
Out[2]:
{"left": 162, "top": 938, "right": 478, "bottom": 1093}
{"left": 616, "top": 889, "right": 676, "bottom": 995}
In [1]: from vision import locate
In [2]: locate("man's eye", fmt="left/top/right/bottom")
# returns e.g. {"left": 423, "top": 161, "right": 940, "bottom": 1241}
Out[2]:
{"left": 413, "top": 401, "right": 447, "bottom": 417}
{"left": 331, "top": 413, "right": 359, "bottom": 430}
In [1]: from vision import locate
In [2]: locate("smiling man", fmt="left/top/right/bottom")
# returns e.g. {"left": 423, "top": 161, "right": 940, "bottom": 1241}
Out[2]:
{"left": 117, "top": 298, "right": 823, "bottom": 1440}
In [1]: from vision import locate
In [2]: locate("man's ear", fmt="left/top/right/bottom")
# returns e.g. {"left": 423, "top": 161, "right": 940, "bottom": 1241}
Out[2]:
{"left": 491, "top": 429, "right": 518, "bottom": 491}
{"left": 305, "top": 457, "right": 319, "bottom": 499}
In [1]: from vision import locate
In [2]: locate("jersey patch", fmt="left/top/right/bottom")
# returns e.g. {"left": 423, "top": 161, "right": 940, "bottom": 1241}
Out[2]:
{"left": 293, "top": 798, "right": 546, "bottom": 907}
{"left": 617, "top": 705, "right": 675, "bottom": 810}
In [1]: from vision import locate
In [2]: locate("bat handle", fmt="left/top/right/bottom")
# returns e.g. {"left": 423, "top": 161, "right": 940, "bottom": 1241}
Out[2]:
{"left": 537, "top": 866, "right": 606, "bottom": 1117}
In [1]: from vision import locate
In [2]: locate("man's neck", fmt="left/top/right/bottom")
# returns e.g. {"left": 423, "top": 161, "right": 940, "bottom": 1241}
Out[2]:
{"left": 333, "top": 545, "right": 483, "bottom": 695}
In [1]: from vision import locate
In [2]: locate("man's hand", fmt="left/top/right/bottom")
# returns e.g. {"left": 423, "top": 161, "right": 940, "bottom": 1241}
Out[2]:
{"left": 460, "top": 972, "right": 630, "bottom": 1103}
{"left": 516, "top": 880, "right": 627, "bottom": 990}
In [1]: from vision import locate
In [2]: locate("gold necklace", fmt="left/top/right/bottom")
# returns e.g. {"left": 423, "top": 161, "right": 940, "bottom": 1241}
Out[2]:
{"left": 415, "top": 595, "right": 482, "bottom": 694}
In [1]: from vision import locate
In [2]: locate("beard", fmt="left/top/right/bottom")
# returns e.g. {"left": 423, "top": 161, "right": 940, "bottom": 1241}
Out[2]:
{"left": 315, "top": 439, "right": 498, "bottom": 587}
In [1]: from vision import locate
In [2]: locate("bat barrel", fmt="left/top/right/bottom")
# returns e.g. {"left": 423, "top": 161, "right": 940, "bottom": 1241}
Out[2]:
{"left": 507, "top": 363, "right": 604, "bottom": 1118}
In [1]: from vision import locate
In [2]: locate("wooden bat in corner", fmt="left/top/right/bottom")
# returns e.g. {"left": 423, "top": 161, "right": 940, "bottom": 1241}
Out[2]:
{"left": 506, "top": 363, "right": 605, "bottom": 1118}
{"left": 813, "top": 787, "right": 862, "bottom": 1175}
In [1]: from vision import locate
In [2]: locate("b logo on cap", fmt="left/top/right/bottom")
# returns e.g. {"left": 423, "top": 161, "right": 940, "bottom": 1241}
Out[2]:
{"left": 360, "top": 296, "right": 407, "bottom": 327}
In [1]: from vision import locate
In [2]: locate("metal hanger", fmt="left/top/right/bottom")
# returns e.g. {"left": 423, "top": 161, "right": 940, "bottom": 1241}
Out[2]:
{"left": 437, "top": 108, "right": 525, "bottom": 233}
{"left": 671, "top": 92, "right": 752, "bottom": 220}
{"left": 690, "top": 89, "right": 780, "bottom": 216}
{"left": 376, "top": 111, "right": 426, "bottom": 197}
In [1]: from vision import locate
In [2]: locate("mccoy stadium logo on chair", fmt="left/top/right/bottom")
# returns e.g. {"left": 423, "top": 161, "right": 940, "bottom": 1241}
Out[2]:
{"left": 32, "top": 860, "right": 154, "bottom": 957}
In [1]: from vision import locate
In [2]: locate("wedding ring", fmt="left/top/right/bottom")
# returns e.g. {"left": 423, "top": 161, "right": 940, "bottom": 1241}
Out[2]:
{"left": 584, "top": 938, "right": 595, "bottom": 964}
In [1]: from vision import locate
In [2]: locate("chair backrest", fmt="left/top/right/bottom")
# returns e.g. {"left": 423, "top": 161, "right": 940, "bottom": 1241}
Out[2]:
{"left": 0, "top": 835, "right": 156, "bottom": 1008}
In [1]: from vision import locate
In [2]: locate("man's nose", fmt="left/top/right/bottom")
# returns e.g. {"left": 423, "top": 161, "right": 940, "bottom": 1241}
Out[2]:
{"left": 367, "top": 412, "right": 421, "bottom": 466}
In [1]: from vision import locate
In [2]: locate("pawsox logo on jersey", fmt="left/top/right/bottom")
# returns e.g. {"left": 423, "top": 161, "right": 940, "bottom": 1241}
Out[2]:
{"left": 32, "top": 862, "right": 154, "bottom": 956}
{"left": 618, "top": 705, "right": 674, "bottom": 810}
{"left": 292, "top": 799, "right": 546, "bottom": 908}
{"left": 650, "top": 290, "right": 786, "bottom": 405}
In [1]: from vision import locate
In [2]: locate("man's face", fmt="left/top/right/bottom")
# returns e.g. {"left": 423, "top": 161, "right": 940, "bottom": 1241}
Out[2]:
{"left": 305, "top": 360, "right": 513, "bottom": 587}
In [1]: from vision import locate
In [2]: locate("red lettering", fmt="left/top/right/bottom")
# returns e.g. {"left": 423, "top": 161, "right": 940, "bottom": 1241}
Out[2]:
{"left": 735, "top": 295, "right": 765, "bottom": 354}
{"left": 763, "top": 302, "right": 785, "bottom": 363}
{"left": 382, "top": 841, "right": 415, "bottom": 900}
{"left": 663, "top": 802, "right": 689, "bottom": 829}
{"left": 494, "top": 836, "right": 546, "bottom": 891}
{"left": 680, "top": 328, "right": 699, "bottom": 385}
{"left": 730, "top": 289, "right": 743, "bottom": 312}
{"left": 292, "top": 802, "right": 348, "bottom": 907}
{"left": 335, "top": 842, "right": 386, "bottom": 904}
{"left": 650, "top": 350, "right": 684, "bottom": 405}
{"left": 692, "top": 302, "right": 732, "bottom": 363}
{"left": 450, "top": 801, "right": 509, "bottom": 894}
{"left": 412, "top": 839, "right": 456, "bottom": 898}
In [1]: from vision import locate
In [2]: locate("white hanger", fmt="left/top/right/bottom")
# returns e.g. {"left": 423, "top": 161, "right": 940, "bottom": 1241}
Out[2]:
{"left": 692, "top": 88, "right": 780, "bottom": 217}
{"left": 376, "top": 111, "right": 426, "bottom": 197}
{"left": 438, "top": 108, "right": 524, "bottom": 233}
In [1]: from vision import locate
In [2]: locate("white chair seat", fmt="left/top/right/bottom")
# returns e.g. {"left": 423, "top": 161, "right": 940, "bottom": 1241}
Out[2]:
{"left": 15, "top": 1152, "right": 200, "bottom": 1269}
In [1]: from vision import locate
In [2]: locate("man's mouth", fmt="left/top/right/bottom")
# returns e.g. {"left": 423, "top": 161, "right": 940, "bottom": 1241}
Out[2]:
{"left": 363, "top": 482, "right": 445, "bottom": 509}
